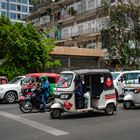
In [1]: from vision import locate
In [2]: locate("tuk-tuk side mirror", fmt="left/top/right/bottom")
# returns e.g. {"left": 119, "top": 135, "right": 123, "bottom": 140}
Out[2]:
{"left": 20, "top": 79, "right": 23, "bottom": 85}
{"left": 118, "top": 77, "right": 121, "bottom": 82}
{"left": 118, "top": 77, "right": 124, "bottom": 83}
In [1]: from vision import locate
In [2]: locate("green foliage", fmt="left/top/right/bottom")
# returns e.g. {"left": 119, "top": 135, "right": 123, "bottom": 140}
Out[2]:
{"left": 104, "top": 1, "right": 140, "bottom": 70}
{"left": 0, "top": 17, "right": 60, "bottom": 80}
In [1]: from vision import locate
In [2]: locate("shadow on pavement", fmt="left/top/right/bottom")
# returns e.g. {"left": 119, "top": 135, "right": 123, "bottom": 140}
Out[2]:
{"left": 59, "top": 111, "right": 117, "bottom": 120}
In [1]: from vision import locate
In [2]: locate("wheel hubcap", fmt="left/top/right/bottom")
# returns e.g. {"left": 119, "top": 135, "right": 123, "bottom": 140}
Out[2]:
{"left": 54, "top": 110, "right": 61, "bottom": 117}
{"left": 125, "top": 102, "right": 131, "bottom": 108}
{"left": 107, "top": 105, "right": 113, "bottom": 114}
{"left": 7, "top": 94, "right": 15, "bottom": 103}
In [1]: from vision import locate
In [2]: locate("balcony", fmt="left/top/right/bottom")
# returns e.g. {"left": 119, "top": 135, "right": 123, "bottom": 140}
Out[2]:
{"left": 55, "top": 0, "right": 75, "bottom": 6}
{"left": 51, "top": 46, "right": 105, "bottom": 57}
{"left": 60, "top": 28, "right": 99, "bottom": 40}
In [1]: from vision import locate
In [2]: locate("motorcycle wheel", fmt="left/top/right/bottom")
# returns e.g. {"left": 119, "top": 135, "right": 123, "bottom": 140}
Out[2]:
{"left": 19, "top": 100, "right": 33, "bottom": 113}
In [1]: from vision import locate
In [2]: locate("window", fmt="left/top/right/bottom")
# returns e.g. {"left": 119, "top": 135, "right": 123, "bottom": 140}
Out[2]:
{"left": 17, "top": 5, "right": 21, "bottom": 11}
{"left": 62, "top": 28, "right": 69, "bottom": 38}
{"left": 17, "top": 0, "right": 21, "bottom": 3}
{"left": 127, "top": 73, "right": 140, "bottom": 84}
{"left": 77, "top": 2, "right": 82, "bottom": 13}
{"left": 21, "top": 76, "right": 35, "bottom": 86}
{"left": 8, "top": 76, "right": 23, "bottom": 84}
{"left": 1, "top": 2, "right": 6, "bottom": 9}
{"left": 48, "top": 77, "right": 55, "bottom": 84}
{"left": 111, "top": 0, "right": 115, "bottom": 3}
{"left": 22, "top": 6, "right": 27, "bottom": 13}
{"left": 22, "top": 0, "right": 27, "bottom": 4}
{"left": 29, "top": 0, "right": 32, "bottom": 4}
{"left": 10, "top": 0, "right": 16, "bottom": 2}
{"left": 10, "top": 12, "right": 16, "bottom": 19}
{"left": 1, "top": 11, "right": 6, "bottom": 16}
{"left": 29, "top": 7, "right": 32, "bottom": 13}
{"left": 78, "top": 25, "right": 84, "bottom": 33}
{"left": 120, "top": 74, "right": 127, "bottom": 82}
{"left": 87, "top": 0, "right": 94, "bottom": 10}
{"left": 57, "top": 74, "right": 73, "bottom": 88}
{"left": 10, "top": 4, "right": 16, "bottom": 11}
{"left": 88, "top": 23, "right": 92, "bottom": 30}
{"left": 17, "top": 13, "right": 21, "bottom": 20}
{"left": 22, "top": 14, "right": 27, "bottom": 19}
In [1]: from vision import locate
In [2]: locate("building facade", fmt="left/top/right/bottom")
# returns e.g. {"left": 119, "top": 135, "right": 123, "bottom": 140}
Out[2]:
{"left": 0, "top": 0, "right": 33, "bottom": 23}
{"left": 26, "top": 0, "right": 139, "bottom": 72}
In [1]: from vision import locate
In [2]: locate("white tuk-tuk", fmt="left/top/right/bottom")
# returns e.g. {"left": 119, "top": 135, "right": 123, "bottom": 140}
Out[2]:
{"left": 123, "top": 84, "right": 140, "bottom": 109}
{"left": 50, "top": 69, "right": 117, "bottom": 119}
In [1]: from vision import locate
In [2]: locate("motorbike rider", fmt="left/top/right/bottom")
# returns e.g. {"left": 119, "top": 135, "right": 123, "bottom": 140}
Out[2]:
{"left": 40, "top": 75, "right": 50, "bottom": 112}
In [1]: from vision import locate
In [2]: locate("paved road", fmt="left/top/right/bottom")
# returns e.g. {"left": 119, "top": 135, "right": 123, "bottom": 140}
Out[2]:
{"left": 0, "top": 103, "right": 140, "bottom": 140}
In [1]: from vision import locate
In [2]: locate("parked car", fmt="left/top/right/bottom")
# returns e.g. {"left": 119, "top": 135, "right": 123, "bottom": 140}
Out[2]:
{"left": 0, "top": 76, "right": 8, "bottom": 84}
{"left": 111, "top": 70, "right": 140, "bottom": 100}
{"left": 0, "top": 76, "right": 25, "bottom": 103}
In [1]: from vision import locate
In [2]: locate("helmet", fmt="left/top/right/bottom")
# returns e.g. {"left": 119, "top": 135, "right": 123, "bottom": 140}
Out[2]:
{"left": 40, "top": 75, "right": 48, "bottom": 81}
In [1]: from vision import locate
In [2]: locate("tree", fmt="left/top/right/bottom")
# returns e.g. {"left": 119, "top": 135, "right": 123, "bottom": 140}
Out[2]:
{"left": 0, "top": 17, "right": 60, "bottom": 80}
{"left": 104, "top": 1, "right": 140, "bottom": 70}
{"left": 0, "top": 16, "right": 11, "bottom": 59}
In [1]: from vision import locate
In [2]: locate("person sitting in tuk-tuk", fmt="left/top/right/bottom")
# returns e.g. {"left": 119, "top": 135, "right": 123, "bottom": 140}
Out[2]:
{"left": 74, "top": 75, "right": 85, "bottom": 109}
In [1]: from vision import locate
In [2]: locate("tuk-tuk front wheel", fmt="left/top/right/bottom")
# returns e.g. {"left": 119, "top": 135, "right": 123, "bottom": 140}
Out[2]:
{"left": 105, "top": 104, "right": 114, "bottom": 115}
{"left": 50, "top": 109, "right": 62, "bottom": 119}
{"left": 123, "top": 101, "right": 132, "bottom": 109}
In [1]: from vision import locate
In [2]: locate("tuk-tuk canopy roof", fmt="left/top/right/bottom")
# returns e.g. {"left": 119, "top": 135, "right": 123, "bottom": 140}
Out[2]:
{"left": 61, "top": 69, "right": 111, "bottom": 75}
{"left": 26, "top": 73, "right": 59, "bottom": 78}
{"left": 74, "top": 69, "right": 111, "bottom": 75}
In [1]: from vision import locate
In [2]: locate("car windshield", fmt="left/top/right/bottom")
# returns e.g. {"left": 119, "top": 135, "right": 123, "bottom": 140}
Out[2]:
{"left": 111, "top": 72, "right": 121, "bottom": 80}
{"left": 21, "top": 76, "right": 34, "bottom": 86}
{"left": 57, "top": 73, "right": 73, "bottom": 88}
{"left": 8, "top": 77, "right": 23, "bottom": 84}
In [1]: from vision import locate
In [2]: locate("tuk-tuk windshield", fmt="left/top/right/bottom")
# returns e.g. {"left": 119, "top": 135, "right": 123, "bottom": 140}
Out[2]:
{"left": 111, "top": 72, "right": 121, "bottom": 80}
{"left": 21, "top": 76, "right": 34, "bottom": 86}
{"left": 57, "top": 73, "right": 73, "bottom": 88}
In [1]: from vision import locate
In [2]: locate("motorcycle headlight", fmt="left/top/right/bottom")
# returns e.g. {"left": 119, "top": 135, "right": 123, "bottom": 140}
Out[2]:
{"left": 0, "top": 88, "right": 4, "bottom": 91}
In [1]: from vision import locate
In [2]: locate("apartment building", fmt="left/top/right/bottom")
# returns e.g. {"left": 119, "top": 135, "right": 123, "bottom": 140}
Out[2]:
{"left": 0, "top": 0, "right": 33, "bottom": 23}
{"left": 26, "top": 0, "right": 139, "bottom": 72}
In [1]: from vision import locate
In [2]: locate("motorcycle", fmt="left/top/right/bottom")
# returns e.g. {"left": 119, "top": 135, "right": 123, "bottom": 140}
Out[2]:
{"left": 19, "top": 87, "right": 55, "bottom": 113}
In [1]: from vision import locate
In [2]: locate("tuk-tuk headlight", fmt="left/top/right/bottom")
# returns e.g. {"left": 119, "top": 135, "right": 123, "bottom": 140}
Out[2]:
{"left": 60, "top": 94, "right": 69, "bottom": 99}
{"left": 60, "top": 93, "right": 73, "bottom": 100}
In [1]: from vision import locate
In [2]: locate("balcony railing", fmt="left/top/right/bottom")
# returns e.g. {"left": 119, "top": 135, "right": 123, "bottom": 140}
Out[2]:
{"left": 61, "top": 28, "right": 97, "bottom": 39}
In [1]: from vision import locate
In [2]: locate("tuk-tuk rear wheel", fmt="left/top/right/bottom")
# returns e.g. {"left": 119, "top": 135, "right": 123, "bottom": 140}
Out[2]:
{"left": 105, "top": 104, "right": 114, "bottom": 115}
{"left": 123, "top": 101, "right": 132, "bottom": 109}
{"left": 50, "top": 109, "right": 62, "bottom": 119}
